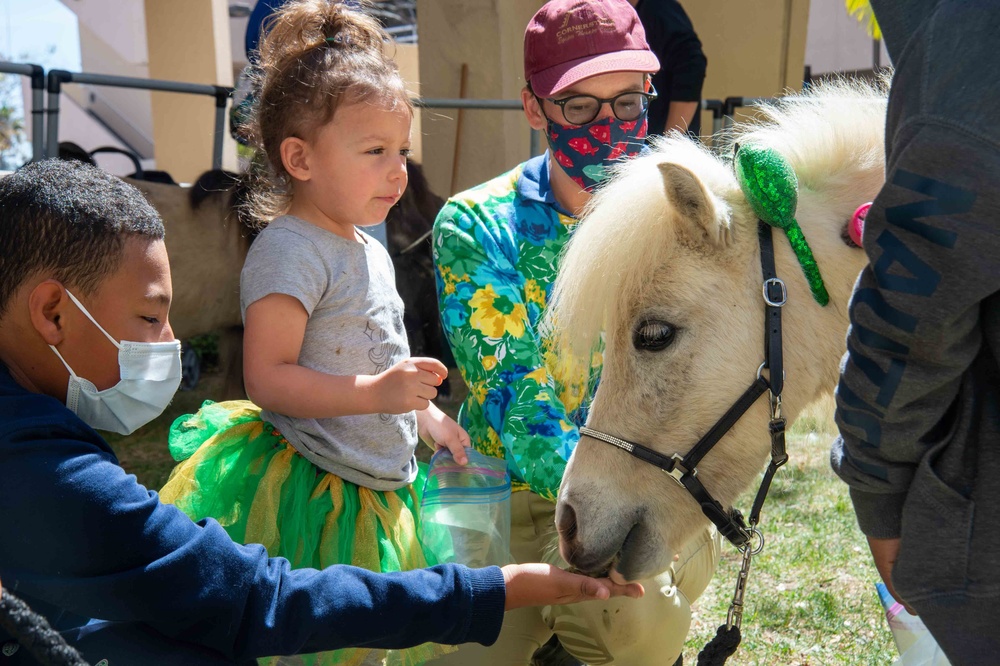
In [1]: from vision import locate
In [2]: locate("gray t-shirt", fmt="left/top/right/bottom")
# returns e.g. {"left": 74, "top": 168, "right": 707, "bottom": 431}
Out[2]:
{"left": 240, "top": 215, "right": 418, "bottom": 490}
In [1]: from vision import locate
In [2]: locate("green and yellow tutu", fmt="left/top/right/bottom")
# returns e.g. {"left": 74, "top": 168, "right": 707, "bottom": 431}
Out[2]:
{"left": 160, "top": 400, "right": 454, "bottom": 666}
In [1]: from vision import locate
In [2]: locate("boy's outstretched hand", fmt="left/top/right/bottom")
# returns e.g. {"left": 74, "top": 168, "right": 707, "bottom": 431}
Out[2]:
{"left": 501, "top": 563, "right": 644, "bottom": 610}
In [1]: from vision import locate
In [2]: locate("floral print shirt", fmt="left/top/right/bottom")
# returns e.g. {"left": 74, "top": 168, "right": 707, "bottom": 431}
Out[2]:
{"left": 433, "top": 155, "right": 602, "bottom": 501}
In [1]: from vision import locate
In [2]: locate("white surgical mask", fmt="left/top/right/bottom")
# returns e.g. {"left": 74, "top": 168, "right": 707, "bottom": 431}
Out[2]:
{"left": 49, "top": 289, "right": 181, "bottom": 435}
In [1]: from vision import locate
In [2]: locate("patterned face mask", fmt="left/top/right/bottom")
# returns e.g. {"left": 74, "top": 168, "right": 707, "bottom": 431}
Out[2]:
{"left": 544, "top": 113, "right": 649, "bottom": 192}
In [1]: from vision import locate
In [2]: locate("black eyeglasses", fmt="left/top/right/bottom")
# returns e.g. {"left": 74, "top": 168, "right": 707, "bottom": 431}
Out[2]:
{"left": 540, "top": 85, "right": 657, "bottom": 125}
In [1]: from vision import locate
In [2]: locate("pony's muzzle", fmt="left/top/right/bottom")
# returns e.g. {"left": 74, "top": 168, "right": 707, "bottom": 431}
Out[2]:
{"left": 556, "top": 500, "right": 578, "bottom": 543}
{"left": 556, "top": 497, "right": 616, "bottom": 576}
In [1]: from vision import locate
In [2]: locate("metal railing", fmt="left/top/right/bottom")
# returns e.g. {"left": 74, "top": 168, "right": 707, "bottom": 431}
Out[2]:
{"left": 416, "top": 97, "right": 733, "bottom": 155}
{"left": 703, "top": 99, "right": 725, "bottom": 138}
{"left": 720, "top": 97, "right": 771, "bottom": 132}
{"left": 414, "top": 97, "right": 546, "bottom": 156}
{"left": 44, "top": 70, "right": 232, "bottom": 169}
{"left": 2, "top": 60, "right": 752, "bottom": 171}
{"left": 0, "top": 62, "right": 45, "bottom": 161}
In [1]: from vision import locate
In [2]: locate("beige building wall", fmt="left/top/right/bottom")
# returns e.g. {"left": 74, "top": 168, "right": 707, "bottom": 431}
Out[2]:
{"left": 144, "top": 0, "right": 237, "bottom": 183}
{"left": 76, "top": 21, "right": 155, "bottom": 158}
{"left": 417, "top": 0, "right": 544, "bottom": 198}
{"left": 417, "top": 0, "right": 811, "bottom": 198}
{"left": 393, "top": 42, "right": 423, "bottom": 164}
{"left": 681, "top": 0, "right": 811, "bottom": 131}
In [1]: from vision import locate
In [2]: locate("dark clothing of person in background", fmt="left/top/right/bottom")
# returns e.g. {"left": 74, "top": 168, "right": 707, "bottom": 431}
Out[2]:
{"left": 245, "top": 0, "right": 286, "bottom": 61}
{"left": 633, "top": 0, "right": 707, "bottom": 136}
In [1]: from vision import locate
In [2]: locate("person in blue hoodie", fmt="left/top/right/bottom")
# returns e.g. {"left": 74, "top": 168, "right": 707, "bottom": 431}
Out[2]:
{"left": 0, "top": 159, "right": 642, "bottom": 665}
{"left": 831, "top": 1, "right": 1000, "bottom": 663}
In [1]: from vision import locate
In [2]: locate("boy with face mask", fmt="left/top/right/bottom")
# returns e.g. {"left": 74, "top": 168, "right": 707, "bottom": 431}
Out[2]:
{"left": 432, "top": 1, "right": 721, "bottom": 664}
{"left": 0, "top": 159, "right": 644, "bottom": 664}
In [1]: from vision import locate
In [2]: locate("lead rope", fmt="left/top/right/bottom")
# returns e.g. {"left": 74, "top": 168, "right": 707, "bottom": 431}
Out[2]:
{"left": 0, "top": 590, "right": 89, "bottom": 666}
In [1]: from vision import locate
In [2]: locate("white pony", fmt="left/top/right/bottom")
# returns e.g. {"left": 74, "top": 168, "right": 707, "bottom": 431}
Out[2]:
{"left": 547, "top": 78, "right": 888, "bottom": 582}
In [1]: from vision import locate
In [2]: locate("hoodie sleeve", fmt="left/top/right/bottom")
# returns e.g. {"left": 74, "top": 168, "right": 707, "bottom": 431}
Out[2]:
{"left": 0, "top": 418, "right": 505, "bottom": 661}
{"left": 832, "top": 120, "right": 1000, "bottom": 539}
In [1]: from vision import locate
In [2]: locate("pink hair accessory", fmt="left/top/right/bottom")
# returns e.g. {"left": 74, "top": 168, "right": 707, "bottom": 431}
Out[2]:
{"left": 849, "top": 202, "right": 871, "bottom": 247}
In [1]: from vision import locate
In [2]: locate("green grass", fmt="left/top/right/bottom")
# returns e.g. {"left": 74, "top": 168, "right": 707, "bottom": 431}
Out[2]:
{"left": 682, "top": 398, "right": 896, "bottom": 664}
{"left": 106, "top": 379, "right": 898, "bottom": 665}
{"left": 103, "top": 372, "right": 227, "bottom": 490}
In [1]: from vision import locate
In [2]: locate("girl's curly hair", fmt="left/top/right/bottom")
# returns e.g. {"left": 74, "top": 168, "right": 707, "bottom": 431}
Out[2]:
{"left": 243, "top": 0, "right": 412, "bottom": 225}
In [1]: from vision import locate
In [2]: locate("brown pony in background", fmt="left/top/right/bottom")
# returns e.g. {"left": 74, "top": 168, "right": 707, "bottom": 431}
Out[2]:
{"left": 385, "top": 160, "right": 456, "bottom": 398}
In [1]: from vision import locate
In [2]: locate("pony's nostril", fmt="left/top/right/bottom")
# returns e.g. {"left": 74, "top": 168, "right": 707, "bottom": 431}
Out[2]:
{"left": 557, "top": 503, "right": 578, "bottom": 542}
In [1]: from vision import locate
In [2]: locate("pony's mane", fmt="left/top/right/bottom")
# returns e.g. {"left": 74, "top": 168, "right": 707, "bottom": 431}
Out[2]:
{"left": 546, "top": 75, "right": 889, "bottom": 364}
{"left": 726, "top": 74, "right": 889, "bottom": 195}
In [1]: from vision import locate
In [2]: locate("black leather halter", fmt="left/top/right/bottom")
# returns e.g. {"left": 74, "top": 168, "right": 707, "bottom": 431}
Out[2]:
{"left": 579, "top": 220, "right": 789, "bottom": 550}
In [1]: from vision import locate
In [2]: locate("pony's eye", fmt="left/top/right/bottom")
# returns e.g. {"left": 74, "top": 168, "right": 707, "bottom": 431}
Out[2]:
{"left": 633, "top": 320, "right": 675, "bottom": 351}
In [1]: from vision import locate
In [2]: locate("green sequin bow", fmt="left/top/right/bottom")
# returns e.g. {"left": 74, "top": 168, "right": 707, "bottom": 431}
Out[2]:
{"left": 735, "top": 144, "right": 829, "bottom": 306}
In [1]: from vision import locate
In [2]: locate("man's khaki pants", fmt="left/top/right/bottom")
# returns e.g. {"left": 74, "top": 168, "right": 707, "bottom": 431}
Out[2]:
{"left": 430, "top": 490, "right": 722, "bottom": 665}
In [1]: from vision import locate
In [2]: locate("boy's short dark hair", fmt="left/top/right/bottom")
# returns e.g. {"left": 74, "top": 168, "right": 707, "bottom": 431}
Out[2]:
{"left": 0, "top": 159, "right": 164, "bottom": 315}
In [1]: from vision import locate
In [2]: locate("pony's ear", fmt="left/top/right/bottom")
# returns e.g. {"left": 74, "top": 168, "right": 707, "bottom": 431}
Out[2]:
{"left": 658, "top": 162, "right": 732, "bottom": 247}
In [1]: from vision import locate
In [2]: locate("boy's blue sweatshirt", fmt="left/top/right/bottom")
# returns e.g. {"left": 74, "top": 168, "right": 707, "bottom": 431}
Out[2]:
{"left": 0, "top": 364, "right": 505, "bottom": 664}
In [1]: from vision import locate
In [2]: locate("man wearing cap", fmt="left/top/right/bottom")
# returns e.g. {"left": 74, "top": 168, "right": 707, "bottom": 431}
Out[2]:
{"left": 431, "top": 1, "right": 721, "bottom": 664}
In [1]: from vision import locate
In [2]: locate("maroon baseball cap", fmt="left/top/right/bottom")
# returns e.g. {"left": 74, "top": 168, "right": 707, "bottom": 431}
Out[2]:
{"left": 524, "top": 0, "right": 660, "bottom": 98}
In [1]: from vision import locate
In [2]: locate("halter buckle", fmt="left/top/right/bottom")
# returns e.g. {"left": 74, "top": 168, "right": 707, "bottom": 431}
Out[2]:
{"left": 769, "top": 392, "right": 782, "bottom": 420}
{"left": 762, "top": 277, "right": 787, "bottom": 307}
{"left": 664, "top": 453, "right": 695, "bottom": 486}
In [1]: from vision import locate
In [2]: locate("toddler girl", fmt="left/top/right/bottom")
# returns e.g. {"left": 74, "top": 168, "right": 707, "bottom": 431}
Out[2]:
{"left": 162, "top": 2, "right": 468, "bottom": 664}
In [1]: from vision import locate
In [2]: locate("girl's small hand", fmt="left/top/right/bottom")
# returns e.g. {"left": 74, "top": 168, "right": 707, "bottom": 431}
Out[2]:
{"left": 372, "top": 357, "right": 448, "bottom": 414}
{"left": 417, "top": 403, "right": 470, "bottom": 465}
